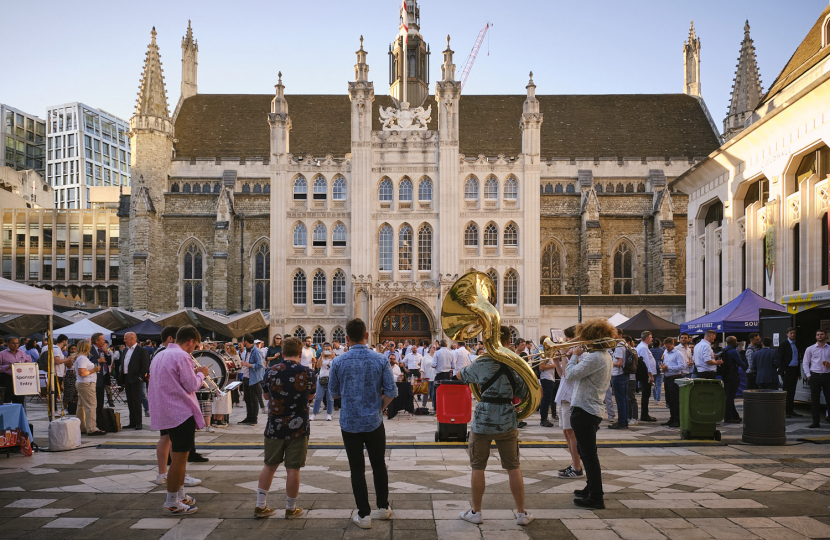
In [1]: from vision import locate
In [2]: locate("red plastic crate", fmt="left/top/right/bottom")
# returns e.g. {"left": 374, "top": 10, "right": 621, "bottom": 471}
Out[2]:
{"left": 436, "top": 381, "right": 472, "bottom": 424}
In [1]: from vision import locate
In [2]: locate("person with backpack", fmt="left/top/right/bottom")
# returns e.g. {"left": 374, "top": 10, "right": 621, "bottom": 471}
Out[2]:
{"left": 636, "top": 331, "right": 657, "bottom": 422}
{"left": 608, "top": 329, "right": 630, "bottom": 429}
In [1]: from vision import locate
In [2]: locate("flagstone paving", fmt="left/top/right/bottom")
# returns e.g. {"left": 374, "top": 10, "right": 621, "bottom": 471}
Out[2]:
{"left": 1, "top": 398, "right": 829, "bottom": 538}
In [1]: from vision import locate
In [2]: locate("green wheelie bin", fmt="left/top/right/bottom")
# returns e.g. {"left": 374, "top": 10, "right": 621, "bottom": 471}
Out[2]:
{"left": 677, "top": 378, "right": 725, "bottom": 441}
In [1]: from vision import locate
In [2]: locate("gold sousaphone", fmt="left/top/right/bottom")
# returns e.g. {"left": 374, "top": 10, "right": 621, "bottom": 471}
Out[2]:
{"left": 441, "top": 271, "right": 541, "bottom": 421}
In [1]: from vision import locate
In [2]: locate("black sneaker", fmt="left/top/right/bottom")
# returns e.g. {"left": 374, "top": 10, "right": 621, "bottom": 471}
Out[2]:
{"left": 574, "top": 497, "right": 605, "bottom": 510}
{"left": 188, "top": 453, "right": 210, "bottom": 463}
{"left": 574, "top": 487, "right": 589, "bottom": 498}
{"left": 558, "top": 466, "right": 583, "bottom": 478}
{"left": 540, "top": 420, "right": 554, "bottom": 427}
{"left": 607, "top": 423, "right": 628, "bottom": 429}
{"left": 517, "top": 421, "right": 528, "bottom": 429}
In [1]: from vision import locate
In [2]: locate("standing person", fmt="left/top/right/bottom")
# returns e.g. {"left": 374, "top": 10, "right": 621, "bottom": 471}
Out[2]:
{"left": 431, "top": 340, "right": 454, "bottom": 383}
{"left": 332, "top": 340, "right": 346, "bottom": 356}
{"left": 693, "top": 330, "right": 721, "bottom": 379}
{"left": 300, "top": 337, "right": 315, "bottom": 368}
{"left": 62, "top": 354, "right": 78, "bottom": 415}
{"left": 74, "top": 340, "right": 106, "bottom": 436}
{"left": 722, "top": 336, "right": 747, "bottom": 424}
{"left": 660, "top": 338, "right": 686, "bottom": 428}
{"left": 239, "top": 334, "right": 265, "bottom": 425}
{"left": 636, "top": 331, "right": 657, "bottom": 422}
{"left": 803, "top": 329, "right": 830, "bottom": 429}
{"left": 25, "top": 339, "right": 41, "bottom": 363}
{"left": 266, "top": 335, "right": 283, "bottom": 368}
{"left": 122, "top": 332, "right": 150, "bottom": 430}
{"left": 254, "top": 337, "right": 312, "bottom": 519}
{"left": 452, "top": 342, "right": 471, "bottom": 376}
{"left": 650, "top": 338, "right": 664, "bottom": 404}
{"left": 552, "top": 345, "right": 583, "bottom": 479}
{"left": 89, "top": 332, "right": 113, "bottom": 417}
{"left": 566, "top": 319, "right": 616, "bottom": 510}
{"left": 753, "top": 338, "right": 780, "bottom": 390}
{"left": 311, "top": 343, "right": 335, "bottom": 421}
{"left": 0, "top": 337, "right": 32, "bottom": 405}
{"left": 456, "top": 326, "right": 534, "bottom": 527}
{"left": 608, "top": 329, "right": 629, "bottom": 429}
{"left": 744, "top": 333, "right": 761, "bottom": 390}
{"left": 778, "top": 327, "right": 804, "bottom": 418}
{"left": 148, "top": 325, "right": 209, "bottom": 515}
{"left": 539, "top": 347, "right": 558, "bottom": 428}
{"left": 403, "top": 345, "right": 422, "bottom": 382}
{"left": 51, "top": 334, "right": 69, "bottom": 413}
{"left": 328, "top": 319, "right": 397, "bottom": 529}
{"left": 420, "top": 344, "right": 437, "bottom": 410}
{"left": 676, "top": 332, "right": 694, "bottom": 373}
{"left": 624, "top": 335, "right": 639, "bottom": 425}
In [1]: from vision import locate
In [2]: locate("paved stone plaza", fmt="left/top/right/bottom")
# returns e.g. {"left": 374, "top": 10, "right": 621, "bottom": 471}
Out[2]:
{"left": 1, "top": 397, "right": 830, "bottom": 539}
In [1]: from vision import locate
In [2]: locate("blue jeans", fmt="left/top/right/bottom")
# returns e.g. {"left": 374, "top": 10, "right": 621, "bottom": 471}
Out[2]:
{"left": 652, "top": 374, "right": 663, "bottom": 402}
{"left": 141, "top": 382, "right": 149, "bottom": 413}
{"left": 313, "top": 378, "right": 334, "bottom": 415}
{"left": 611, "top": 374, "right": 629, "bottom": 426}
{"left": 422, "top": 381, "right": 435, "bottom": 408}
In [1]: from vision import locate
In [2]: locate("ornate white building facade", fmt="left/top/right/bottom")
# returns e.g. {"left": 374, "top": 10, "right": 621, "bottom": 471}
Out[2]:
{"left": 120, "top": 2, "right": 723, "bottom": 343}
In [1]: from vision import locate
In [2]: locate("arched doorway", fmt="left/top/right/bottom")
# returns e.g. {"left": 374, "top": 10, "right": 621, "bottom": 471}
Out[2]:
{"left": 378, "top": 302, "right": 432, "bottom": 344}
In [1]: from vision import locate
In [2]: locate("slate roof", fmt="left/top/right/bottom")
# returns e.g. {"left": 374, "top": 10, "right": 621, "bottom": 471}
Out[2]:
{"left": 760, "top": 4, "right": 830, "bottom": 106}
{"left": 173, "top": 93, "right": 720, "bottom": 160}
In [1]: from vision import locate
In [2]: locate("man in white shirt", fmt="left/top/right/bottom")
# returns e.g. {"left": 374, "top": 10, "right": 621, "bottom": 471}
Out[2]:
{"left": 676, "top": 332, "right": 694, "bottom": 370}
{"left": 660, "top": 338, "right": 686, "bottom": 428}
{"left": 403, "top": 347, "right": 422, "bottom": 381}
{"left": 332, "top": 340, "right": 346, "bottom": 356}
{"left": 693, "top": 330, "right": 721, "bottom": 379}
{"left": 300, "top": 337, "right": 315, "bottom": 368}
{"left": 635, "top": 332, "right": 657, "bottom": 422}
{"left": 608, "top": 329, "right": 629, "bottom": 429}
{"left": 803, "top": 329, "right": 830, "bottom": 428}
{"left": 431, "top": 341, "right": 455, "bottom": 382}
{"left": 453, "top": 343, "right": 471, "bottom": 376}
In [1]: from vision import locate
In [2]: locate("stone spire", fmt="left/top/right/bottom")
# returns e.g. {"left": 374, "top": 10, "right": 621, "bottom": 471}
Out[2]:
{"left": 135, "top": 27, "right": 171, "bottom": 122}
{"left": 683, "top": 21, "right": 702, "bottom": 98}
{"left": 441, "top": 35, "right": 455, "bottom": 82}
{"left": 181, "top": 20, "right": 198, "bottom": 101}
{"left": 355, "top": 36, "right": 369, "bottom": 82}
{"left": 723, "top": 21, "right": 763, "bottom": 141}
{"left": 522, "top": 71, "right": 543, "bottom": 157}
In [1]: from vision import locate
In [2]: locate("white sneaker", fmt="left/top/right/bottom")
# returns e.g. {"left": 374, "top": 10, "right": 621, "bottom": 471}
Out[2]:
{"left": 459, "top": 509, "right": 482, "bottom": 524}
{"left": 184, "top": 474, "right": 202, "bottom": 487}
{"left": 630, "top": 419, "right": 639, "bottom": 425}
{"left": 353, "top": 514, "right": 371, "bottom": 529}
{"left": 373, "top": 506, "right": 392, "bottom": 520}
{"left": 517, "top": 512, "right": 534, "bottom": 526}
{"left": 310, "top": 414, "right": 316, "bottom": 421}
{"left": 163, "top": 500, "right": 198, "bottom": 515}
{"left": 155, "top": 473, "right": 167, "bottom": 485}
{"left": 326, "top": 414, "right": 332, "bottom": 421}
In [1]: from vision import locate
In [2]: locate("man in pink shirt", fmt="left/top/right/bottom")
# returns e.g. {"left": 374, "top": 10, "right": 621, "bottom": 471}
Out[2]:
{"left": 0, "top": 337, "right": 32, "bottom": 405}
{"left": 148, "top": 325, "right": 208, "bottom": 515}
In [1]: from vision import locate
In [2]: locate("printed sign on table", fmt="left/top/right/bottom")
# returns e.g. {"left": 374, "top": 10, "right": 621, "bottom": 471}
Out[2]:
{"left": 12, "top": 363, "right": 39, "bottom": 396}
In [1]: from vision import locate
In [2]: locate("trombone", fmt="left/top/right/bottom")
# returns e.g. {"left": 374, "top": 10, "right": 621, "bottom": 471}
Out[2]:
{"left": 191, "top": 354, "right": 226, "bottom": 397}
{"left": 524, "top": 337, "right": 623, "bottom": 368}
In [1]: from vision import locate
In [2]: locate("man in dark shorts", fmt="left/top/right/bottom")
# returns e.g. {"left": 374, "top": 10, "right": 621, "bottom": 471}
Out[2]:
{"left": 253, "top": 337, "right": 312, "bottom": 519}
{"left": 148, "top": 325, "right": 208, "bottom": 515}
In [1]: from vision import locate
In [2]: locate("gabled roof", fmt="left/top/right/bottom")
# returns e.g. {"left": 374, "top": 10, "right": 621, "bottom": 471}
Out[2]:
{"left": 760, "top": 4, "right": 830, "bottom": 106}
{"left": 173, "top": 93, "right": 720, "bottom": 160}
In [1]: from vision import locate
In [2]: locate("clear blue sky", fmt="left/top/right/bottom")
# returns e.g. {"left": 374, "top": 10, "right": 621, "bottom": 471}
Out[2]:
{"left": 2, "top": 0, "right": 827, "bottom": 128}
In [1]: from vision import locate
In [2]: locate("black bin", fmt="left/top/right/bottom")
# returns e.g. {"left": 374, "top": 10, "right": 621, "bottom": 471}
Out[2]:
{"left": 742, "top": 389, "right": 787, "bottom": 445}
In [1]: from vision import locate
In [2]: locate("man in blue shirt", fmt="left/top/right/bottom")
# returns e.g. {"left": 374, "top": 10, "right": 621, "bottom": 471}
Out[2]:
{"left": 328, "top": 319, "right": 397, "bottom": 530}
{"left": 239, "top": 334, "right": 265, "bottom": 425}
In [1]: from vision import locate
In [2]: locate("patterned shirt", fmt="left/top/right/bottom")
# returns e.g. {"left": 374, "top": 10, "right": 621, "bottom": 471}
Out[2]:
{"left": 459, "top": 357, "right": 528, "bottom": 435}
{"left": 262, "top": 360, "right": 313, "bottom": 440}
{"left": 328, "top": 344, "right": 398, "bottom": 433}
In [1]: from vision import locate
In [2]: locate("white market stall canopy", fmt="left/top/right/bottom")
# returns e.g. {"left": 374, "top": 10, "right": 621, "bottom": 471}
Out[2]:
{"left": 0, "top": 276, "right": 53, "bottom": 316}
{"left": 608, "top": 313, "right": 630, "bottom": 327}
{"left": 54, "top": 318, "right": 114, "bottom": 340}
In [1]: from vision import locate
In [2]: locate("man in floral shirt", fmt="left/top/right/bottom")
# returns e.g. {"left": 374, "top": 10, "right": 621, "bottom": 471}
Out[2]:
{"left": 253, "top": 337, "right": 312, "bottom": 519}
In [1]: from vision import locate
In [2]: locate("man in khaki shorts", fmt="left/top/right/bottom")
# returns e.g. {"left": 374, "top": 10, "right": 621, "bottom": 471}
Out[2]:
{"left": 456, "top": 326, "right": 534, "bottom": 526}
{"left": 253, "top": 337, "right": 313, "bottom": 519}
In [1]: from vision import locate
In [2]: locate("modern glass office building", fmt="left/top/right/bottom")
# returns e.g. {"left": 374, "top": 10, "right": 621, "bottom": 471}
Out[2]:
{"left": 1, "top": 104, "right": 46, "bottom": 178}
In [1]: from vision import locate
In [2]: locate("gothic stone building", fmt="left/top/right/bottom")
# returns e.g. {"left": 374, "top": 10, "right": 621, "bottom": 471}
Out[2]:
{"left": 119, "top": 2, "right": 722, "bottom": 344}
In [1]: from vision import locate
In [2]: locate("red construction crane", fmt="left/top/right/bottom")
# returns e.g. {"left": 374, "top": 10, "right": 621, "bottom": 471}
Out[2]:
{"left": 459, "top": 22, "right": 491, "bottom": 92}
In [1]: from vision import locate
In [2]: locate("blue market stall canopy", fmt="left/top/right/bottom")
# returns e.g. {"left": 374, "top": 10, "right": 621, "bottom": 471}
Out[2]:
{"left": 681, "top": 289, "right": 785, "bottom": 334}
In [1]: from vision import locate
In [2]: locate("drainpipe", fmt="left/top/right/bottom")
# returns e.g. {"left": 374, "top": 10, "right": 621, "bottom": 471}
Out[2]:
{"left": 240, "top": 215, "right": 245, "bottom": 312}
{"left": 644, "top": 217, "right": 649, "bottom": 294}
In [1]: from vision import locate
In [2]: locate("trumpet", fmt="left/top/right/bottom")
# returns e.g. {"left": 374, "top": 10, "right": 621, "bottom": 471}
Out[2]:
{"left": 191, "top": 354, "right": 226, "bottom": 397}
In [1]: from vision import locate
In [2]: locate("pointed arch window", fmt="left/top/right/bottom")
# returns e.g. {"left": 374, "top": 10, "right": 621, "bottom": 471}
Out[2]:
{"left": 379, "top": 178, "right": 393, "bottom": 202}
{"left": 484, "top": 223, "right": 499, "bottom": 247}
{"left": 240, "top": 184, "right": 249, "bottom": 194}
{"left": 418, "top": 224, "right": 432, "bottom": 271}
{"left": 312, "top": 327, "right": 327, "bottom": 345}
{"left": 399, "top": 224, "right": 413, "bottom": 271}
{"left": 554, "top": 184, "right": 563, "bottom": 194}
{"left": 183, "top": 183, "right": 191, "bottom": 193}
{"left": 613, "top": 242, "right": 634, "bottom": 294}
{"left": 263, "top": 183, "right": 270, "bottom": 194}
{"left": 418, "top": 178, "right": 433, "bottom": 201}
{"left": 293, "top": 223, "right": 307, "bottom": 247}
{"left": 504, "top": 270, "right": 519, "bottom": 306}
{"left": 595, "top": 183, "right": 603, "bottom": 193}
{"left": 312, "top": 270, "right": 326, "bottom": 304}
{"left": 332, "top": 176, "right": 346, "bottom": 200}
{"left": 379, "top": 225, "right": 393, "bottom": 271}
{"left": 332, "top": 269, "right": 346, "bottom": 305}
{"left": 332, "top": 223, "right": 347, "bottom": 247}
{"left": 312, "top": 223, "right": 327, "bottom": 247}
{"left": 616, "top": 183, "right": 624, "bottom": 193}
{"left": 214, "top": 183, "right": 222, "bottom": 193}
{"left": 253, "top": 183, "right": 262, "bottom": 194}
{"left": 607, "top": 184, "right": 615, "bottom": 193}
{"left": 399, "top": 178, "right": 413, "bottom": 202}
{"left": 313, "top": 176, "right": 327, "bottom": 200}
{"left": 332, "top": 327, "right": 346, "bottom": 343}
{"left": 202, "top": 183, "right": 211, "bottom": 193}
{"left": 504, "top": 177, "right": 518, "bottom": 200}
{"left": 193, "top": 184, "right": 201, "bottom": 194}
{"left": 486, "top": 269, "right": 499, "bottom": 304}
{"left": 293, "top": 270, "right": 307, "bottom": 305}
{"left": 182, "top": 243, "right": 203, "bottom": 309}
{"left": 565, "top": 184, "right": 575, "bottom": 194}
{"left": 484, "top": 177, "right": 498, "bottom": 199}
{"left": 171, "top": 183, "right": 180, "bottom": 193}
{"left": 504, "top": 223, "right": 518, "bottom": 247}
{"left": 541, "top": 242, "right": 562, "bottom": 295}
{"left": 293, "top": 326, "right": 306, "bottom": 340}
{"left": 253, "top": 243, "right": 270, "bottom": 310}
{"left": 293, "top": 176, "right": 307, "bottom": 200}
{"left": 464, "top": 177, "right": 479, "bottom": 200}
{"left": 464, "top": 223, "right": 479, "bottom": 247}
{"left": 544, "top": 183, "right": 553, "bottom": 194}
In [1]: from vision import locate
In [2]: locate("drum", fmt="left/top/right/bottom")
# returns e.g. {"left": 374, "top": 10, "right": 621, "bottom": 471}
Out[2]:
{"left": 192, "top": 350, "right": 229, "bottom": 389}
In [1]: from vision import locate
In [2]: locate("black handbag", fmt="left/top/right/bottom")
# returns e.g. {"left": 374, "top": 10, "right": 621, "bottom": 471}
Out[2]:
{"left": 319, "top": 376, "right": 329, "bottom": 386}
